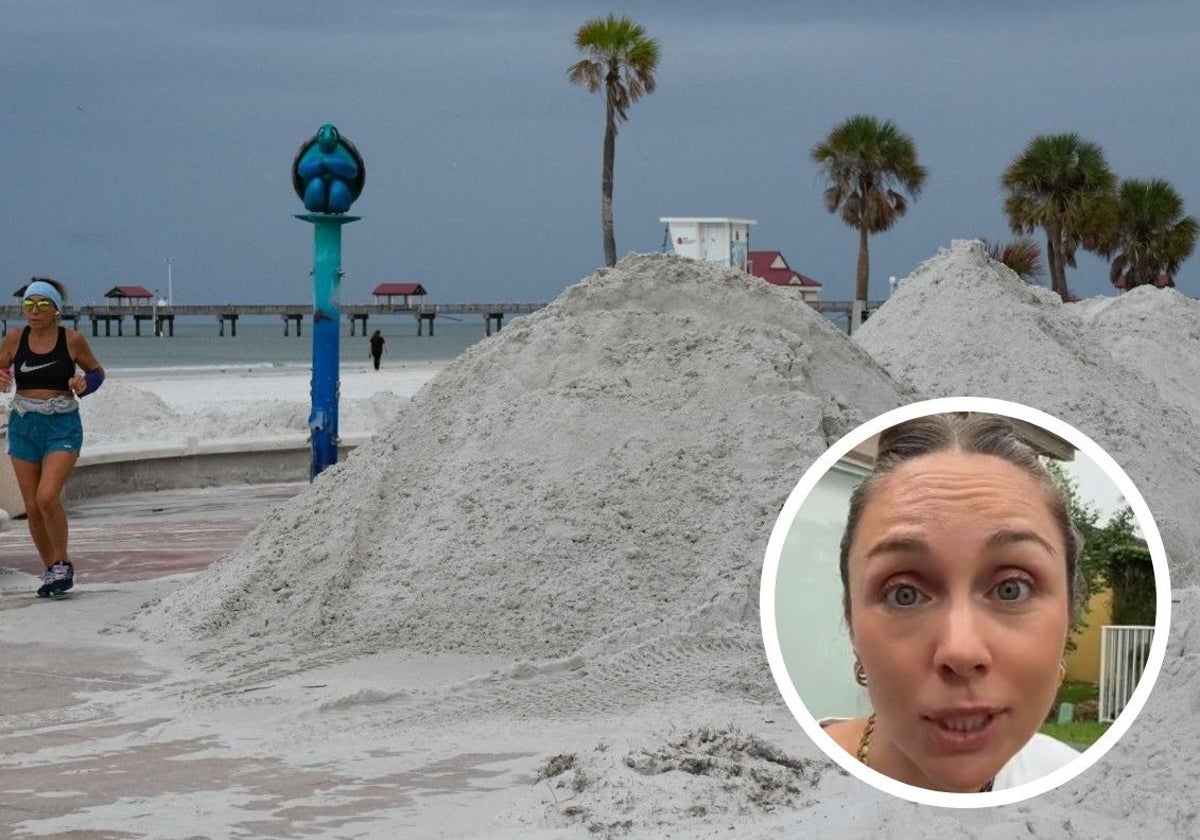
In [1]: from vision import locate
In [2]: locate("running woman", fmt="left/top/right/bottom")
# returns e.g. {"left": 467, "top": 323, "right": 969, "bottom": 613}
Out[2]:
{"left": 0, "top": 278, "right": 105, "bottom": 596}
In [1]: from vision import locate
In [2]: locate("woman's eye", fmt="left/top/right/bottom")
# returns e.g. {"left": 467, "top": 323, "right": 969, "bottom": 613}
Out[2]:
{"left": 993, "top": 578, "right": 1034, "bottom": 602}
{"left": 884, "top": 584, "right": 927, "bottom": 608}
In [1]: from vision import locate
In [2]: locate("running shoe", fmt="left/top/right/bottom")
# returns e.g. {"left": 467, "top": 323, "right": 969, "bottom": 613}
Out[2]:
{"left": 36, "top": 567, "right": 53, "bottom": 598}
{"left": 47, "top": 560, "right": 74, "bottom": 595}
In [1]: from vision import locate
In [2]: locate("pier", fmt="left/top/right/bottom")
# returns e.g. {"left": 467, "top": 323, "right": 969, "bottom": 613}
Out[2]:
{"left": 0, "top": 299, "right": 883, "bottom": 338}
{"left": 0, "top": 302, "right": 548, "bottom": 338}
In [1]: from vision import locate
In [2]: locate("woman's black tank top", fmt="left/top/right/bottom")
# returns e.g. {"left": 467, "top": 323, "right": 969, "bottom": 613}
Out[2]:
{"left": 13, "top": 327, "right": 74, "bottom": 391}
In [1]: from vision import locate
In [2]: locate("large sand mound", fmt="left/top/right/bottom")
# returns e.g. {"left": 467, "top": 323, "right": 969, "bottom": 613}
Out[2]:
{"left": 135, "top": 254, "right": 911, "bottom": 685}
{"left": 1074, "top": 283, "right": 1200, "bottom": 434}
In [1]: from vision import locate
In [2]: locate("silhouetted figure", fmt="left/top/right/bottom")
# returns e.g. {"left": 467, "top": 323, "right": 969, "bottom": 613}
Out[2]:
{"left": 369, "top": 330, "right": 385, "bottom": 370}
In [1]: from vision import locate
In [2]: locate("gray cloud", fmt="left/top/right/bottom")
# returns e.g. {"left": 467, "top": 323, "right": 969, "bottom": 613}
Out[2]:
{"left": 1, "top": 1, "right": 1196, "bottom": 305}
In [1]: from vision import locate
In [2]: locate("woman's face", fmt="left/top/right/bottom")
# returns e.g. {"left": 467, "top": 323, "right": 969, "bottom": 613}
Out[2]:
{"left": 846, "top": 450, "right": 1070, "bottom": 792}
{"left": 23, "top": 295, "right": 57, "bottom": 324}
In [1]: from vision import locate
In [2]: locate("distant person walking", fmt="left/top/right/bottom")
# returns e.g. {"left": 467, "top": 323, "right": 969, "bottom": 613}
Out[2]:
{"left": 0, "top": 278, "right": 105, "bottom": 597}
{"left": 369, "top": 329, "right": 385, "bottom": 370}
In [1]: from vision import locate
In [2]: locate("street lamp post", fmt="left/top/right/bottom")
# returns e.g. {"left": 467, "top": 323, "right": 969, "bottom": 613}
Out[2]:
{"left": 165, "top": 258, "right": 174, "bottom": 306}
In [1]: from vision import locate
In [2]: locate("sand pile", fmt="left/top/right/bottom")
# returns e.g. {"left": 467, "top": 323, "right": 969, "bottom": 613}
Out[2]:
{"left": 1072, "top": 284, "right": 1200, "bottom": 433}
{"left": 855, "top": 239, "right": 1200, "bottom": 581}
{"left": 135, "top": 253, "right": 910, "bottom": 682}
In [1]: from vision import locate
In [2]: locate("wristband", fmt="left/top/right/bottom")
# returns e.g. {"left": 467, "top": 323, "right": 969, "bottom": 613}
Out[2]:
{"left": 79, "top": 369, "right": 105, "bottom": 397}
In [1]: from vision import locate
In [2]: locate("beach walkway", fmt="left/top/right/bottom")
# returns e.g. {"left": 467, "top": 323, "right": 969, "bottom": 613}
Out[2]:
{"left": 0, "top": 481, "right": 551, "bottom": 839}
{"left": 0, "top": 482, "right": 305, "bottom": 582}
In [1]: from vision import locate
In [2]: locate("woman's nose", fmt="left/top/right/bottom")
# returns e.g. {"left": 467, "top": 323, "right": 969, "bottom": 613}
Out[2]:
{"left": 932, "top": 602, "right": 992, "bottom": 679}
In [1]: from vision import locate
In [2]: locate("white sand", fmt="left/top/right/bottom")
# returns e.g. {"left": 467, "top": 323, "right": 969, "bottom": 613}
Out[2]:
{"left": 75, "top": 363, "right": 440, "bottom": 449}
{"left": 135, "top": 253, "right": 911, "bottom": 672}
{"left": 5, "top": 248, "right": 1199, "bottom": 837}
{"left": 1074, "top": 284, "right": 1200, "bottom": 434}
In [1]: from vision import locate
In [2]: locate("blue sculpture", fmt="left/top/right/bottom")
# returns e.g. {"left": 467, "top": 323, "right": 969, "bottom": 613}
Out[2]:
{"left": 292, "top": 124, "right": 365, "bottom": 214}
{"left": 292, "top": 123, "right": 364, "bottom": 480}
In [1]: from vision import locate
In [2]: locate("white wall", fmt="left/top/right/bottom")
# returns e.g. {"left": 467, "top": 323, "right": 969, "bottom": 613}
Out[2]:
{"left": 775, "top": 462, "right": 873, "bottom": 720}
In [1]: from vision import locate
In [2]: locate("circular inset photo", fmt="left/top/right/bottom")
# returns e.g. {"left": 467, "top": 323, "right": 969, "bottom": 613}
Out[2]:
{"left": 759, "top": 397, "right": 1171, "bottom": 807}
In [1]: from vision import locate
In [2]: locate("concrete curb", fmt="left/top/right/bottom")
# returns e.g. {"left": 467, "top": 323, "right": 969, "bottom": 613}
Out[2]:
{"left": 64, "top": 434, "right": 367, "bottom": 501}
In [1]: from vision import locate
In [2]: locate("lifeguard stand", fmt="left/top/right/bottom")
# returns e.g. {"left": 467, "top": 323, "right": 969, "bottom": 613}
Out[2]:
{"left": 660, "top": 217, "right": 756, "bottom": 271}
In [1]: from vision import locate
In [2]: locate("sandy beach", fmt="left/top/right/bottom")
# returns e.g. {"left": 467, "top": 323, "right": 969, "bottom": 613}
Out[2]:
{"left": 2, "top": 248, "right": 1199, "bottom": 838}
{"left": 119, "top": 362, "right": 443, "bottom": 409}
{"left": 77, "top": 362, "right": 443, "bottom": 449}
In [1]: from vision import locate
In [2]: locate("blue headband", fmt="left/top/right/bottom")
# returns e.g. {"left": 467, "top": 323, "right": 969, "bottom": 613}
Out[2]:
{"left": 24, "top": 280, "right": 63, "bottom": 312}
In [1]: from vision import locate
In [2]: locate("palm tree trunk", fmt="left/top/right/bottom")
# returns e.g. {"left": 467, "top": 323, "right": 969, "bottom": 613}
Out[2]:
{"left": 601, "top": 90, "right": 618, "bottom": 268}
{"left": 851, "top": 222, "right": 870, "bottom": 332}
{"left": 1045, "top": 225, "right": 1068, "bottom": 301}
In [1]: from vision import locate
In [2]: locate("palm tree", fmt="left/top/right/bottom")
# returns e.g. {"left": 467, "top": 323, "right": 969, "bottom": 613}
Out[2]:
{"left": 810, "top": 115, "right": 927, "bottom": 331}
{"left": 567, "top": 15, "right": 660, "bottom": 268}
{"left": 983, "top": 236, "right": 1045, "bottom": 283}
{"left": 1105, "top": 178, "right": 1198, "bottom": 291}
{"left": 1001, "top": 133, "right": 1117, "bottom": 301}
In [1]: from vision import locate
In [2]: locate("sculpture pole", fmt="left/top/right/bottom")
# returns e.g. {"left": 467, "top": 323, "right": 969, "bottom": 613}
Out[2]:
{"left": 291, "top": 123, "right": 366, "bottom": 481}
{"left": 297, "top": 213, "right": 359, "bottom": 479}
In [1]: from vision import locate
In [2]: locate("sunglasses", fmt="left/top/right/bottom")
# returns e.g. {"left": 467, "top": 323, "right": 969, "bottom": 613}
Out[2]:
{"left": 22, "top": 299, "right": 57, "bottom": 313}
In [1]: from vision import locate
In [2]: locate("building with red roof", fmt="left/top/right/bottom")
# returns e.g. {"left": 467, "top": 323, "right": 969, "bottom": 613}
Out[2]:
{"left": 103, "top": 285, "right": 155, "bottom": 306}
{"left": 747, "top": 251, "right": 822, "bottom": 301}
{"left": 1112, "top": 273, "right": 1174, "bottom": 291}
{"left": 371, "top": 283, "right": 427, "bottom": 308}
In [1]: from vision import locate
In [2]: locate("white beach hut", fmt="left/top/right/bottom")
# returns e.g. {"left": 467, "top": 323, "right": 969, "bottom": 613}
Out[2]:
{"left": 660, "top": 217, "right": 756, "bottom": 271}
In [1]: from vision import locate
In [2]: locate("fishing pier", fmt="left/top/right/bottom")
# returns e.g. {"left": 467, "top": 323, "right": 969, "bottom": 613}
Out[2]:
{"left": 0, "top": 298, "right": 884, "bottom": 338}
{"left": 0, "top": 302, "right": 549, "bottom": 338}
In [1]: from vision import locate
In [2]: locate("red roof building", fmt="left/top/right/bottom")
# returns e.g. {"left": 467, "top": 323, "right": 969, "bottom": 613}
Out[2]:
{"left": 371, "top": 283, "right": 427, "bottom": 307}
{"left": 747, "top": 251, "right": 822, "bottom": 300}
{"left": 103, "top": 285, "right": 155, "bottom": 305}
{"left": 1112, "top": 273, "right": 1175, "bottom": 291}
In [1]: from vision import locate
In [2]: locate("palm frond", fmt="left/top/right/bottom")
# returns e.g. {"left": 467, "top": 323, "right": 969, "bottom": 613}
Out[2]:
{"left": 984, "top": 237, "right": 1045, "bottom": 282}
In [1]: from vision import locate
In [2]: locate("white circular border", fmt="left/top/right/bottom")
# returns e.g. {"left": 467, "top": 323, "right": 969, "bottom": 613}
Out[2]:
{"left": 759, "top": 396, "right": 1172, "bottom": 808}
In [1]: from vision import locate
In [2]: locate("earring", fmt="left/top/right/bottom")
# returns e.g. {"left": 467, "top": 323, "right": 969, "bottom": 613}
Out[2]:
{"left": 854, "top": 658, "right": 868, "bottom": 687}
{"left": 1058, "top": 660, "right": 1067, "bottom": 686}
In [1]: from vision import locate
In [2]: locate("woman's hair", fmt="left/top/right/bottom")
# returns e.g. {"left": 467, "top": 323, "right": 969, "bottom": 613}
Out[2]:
{"left": 838, "top": 412, "right": 1083, "bottom": 623}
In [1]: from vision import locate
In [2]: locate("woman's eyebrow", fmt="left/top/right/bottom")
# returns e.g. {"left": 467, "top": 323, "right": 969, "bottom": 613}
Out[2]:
{"left": 985, "top": 528, "right": 1058, "bottom": 555}
{"left": 864, "top": 528, "right": 1057, "bottom": 562}
{"left": 864, "top": 536, "right": 928, "bottom": 561}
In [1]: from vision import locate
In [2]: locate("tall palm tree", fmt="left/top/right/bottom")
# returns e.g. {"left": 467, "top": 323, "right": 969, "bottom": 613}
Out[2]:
{"left": 567, "top": 15, "right": 660, "bottom": 268}
{"left": 1105, "top": 178, "right": 1198, "bottom": 290}
{"left": 1001, "top": 133, "right": 1117, "bottom": 302}
{"left": 810, "top": 115, "right": 927, "bottom": 331}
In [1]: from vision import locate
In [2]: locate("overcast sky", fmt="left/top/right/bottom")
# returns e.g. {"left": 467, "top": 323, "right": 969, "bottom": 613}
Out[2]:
{"left": 3, "top": 1, "right": 1197, "bottom": 306}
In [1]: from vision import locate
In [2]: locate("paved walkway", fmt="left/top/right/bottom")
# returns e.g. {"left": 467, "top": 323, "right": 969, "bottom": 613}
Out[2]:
{"left": 0, "top": 482, "right": 305, "bottom": 584}
{"left": 0, "top": 481, "right": 553, "bottom": 840}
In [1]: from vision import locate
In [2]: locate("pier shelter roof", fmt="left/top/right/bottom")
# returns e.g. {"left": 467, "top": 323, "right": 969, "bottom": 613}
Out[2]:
{"left": 372, "top": 283, "right": 426, "bottom": 297}
{"left": 104, "top": 285, "right": 155, "bottom": 304}
{"left": 372, "top": 283, "right": 427, "bottom": 307}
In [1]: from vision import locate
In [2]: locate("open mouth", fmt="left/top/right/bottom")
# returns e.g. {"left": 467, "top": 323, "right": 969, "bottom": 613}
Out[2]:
{"left": 922, "top": 710, "right": 1003, "bottom": 750}
{"left": 936, "top": 712, "right": 994, "bottom": 731}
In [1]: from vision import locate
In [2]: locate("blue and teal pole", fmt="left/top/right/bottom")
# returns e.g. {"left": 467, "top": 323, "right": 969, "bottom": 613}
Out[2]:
{"left": 297, "top": 213, "right": 359, "bottom": 479}
{"left": 290, "top": 123, "right": 366, "bottom": 481}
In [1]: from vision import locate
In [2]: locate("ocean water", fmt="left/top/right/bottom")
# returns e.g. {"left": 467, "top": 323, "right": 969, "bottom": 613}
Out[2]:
{"left": 65, "top": 316, "right": 496, "bottom": 376}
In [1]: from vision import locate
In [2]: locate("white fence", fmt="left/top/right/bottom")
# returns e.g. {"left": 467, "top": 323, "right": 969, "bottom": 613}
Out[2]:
{"left": 1098, "top": 625, "right": 1154, "bottom": 722}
